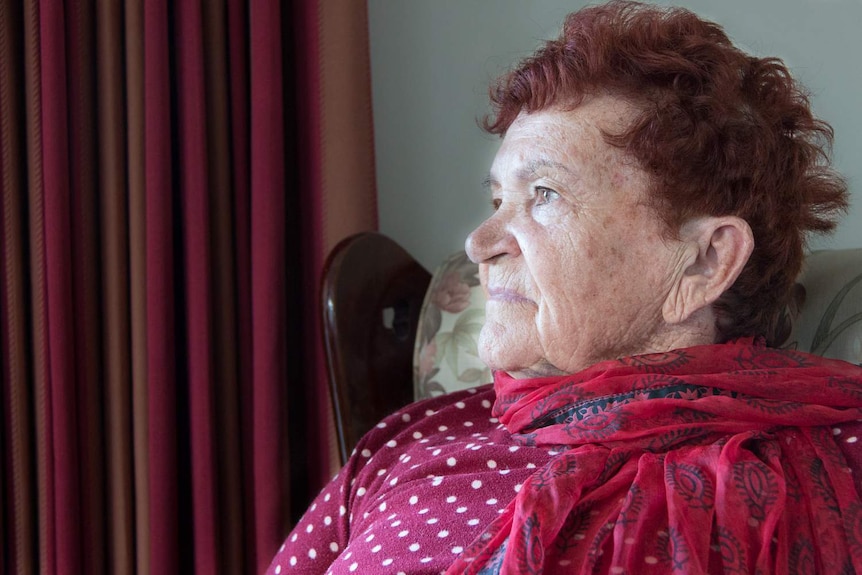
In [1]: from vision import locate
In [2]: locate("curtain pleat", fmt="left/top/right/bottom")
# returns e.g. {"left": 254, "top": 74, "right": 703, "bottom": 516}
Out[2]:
{"left": 123, "top": 0, "right": 151, "bottom": 573}
{"left": 0, "top": 1, "right": 378, "bottom": 573}
{"left": 1, "top": 1, "right": 36, "bottom": 572}
{"left": 66, "top": 3, "right": 107, "bottom": 574}
{"left": 250, "top": 1, "right": 289, "bottom": 567}
{"left": 202, "top": 1, "right": 246, "bottom": 572}
{"left": 96, "top": 0, "right": 135, "bottom": 572}
{"left": 143, "top": 1, "right": 180, "bottom": 573}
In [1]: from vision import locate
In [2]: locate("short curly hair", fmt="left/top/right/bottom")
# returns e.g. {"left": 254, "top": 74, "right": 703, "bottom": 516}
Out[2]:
{"left": 484, "top": 0, "right": 848, "bottom": 344}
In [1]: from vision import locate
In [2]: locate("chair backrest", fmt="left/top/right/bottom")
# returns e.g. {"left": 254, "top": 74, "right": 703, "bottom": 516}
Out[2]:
{"left": 413, "top": 248, "right": 862, "bottom": 399}
{"left": 321, "top": 232, "right": 431, "bottom": 464}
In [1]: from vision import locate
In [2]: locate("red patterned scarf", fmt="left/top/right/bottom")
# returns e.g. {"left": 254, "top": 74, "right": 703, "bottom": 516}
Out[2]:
{"left": 447, "top": 340, "right": 862, "bottom": 574}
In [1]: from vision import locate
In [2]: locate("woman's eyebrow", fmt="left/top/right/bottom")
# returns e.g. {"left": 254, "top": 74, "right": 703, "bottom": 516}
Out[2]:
{"left": 483, "top": 158, "right": 573, "bottom": 191}
{"left": 519, "top": 158, "right": 571, "bottom": 180}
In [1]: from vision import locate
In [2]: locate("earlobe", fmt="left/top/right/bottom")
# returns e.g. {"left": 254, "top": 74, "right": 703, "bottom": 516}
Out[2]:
{"left": 663, "top": 216, "right": 754, "bottom": 325}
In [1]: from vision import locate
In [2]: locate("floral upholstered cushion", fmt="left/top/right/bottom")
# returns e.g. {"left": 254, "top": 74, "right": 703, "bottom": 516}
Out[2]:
{"left": 413, "top": 252, "right": 490, "bottom": 399}
{"left": 413, "top": 248, "right": 862, "bottom": 399}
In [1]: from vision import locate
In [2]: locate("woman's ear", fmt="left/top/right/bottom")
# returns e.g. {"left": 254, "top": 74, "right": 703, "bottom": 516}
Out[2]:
{"left": 663, "top": 216, "right": 754, "bottom": 325}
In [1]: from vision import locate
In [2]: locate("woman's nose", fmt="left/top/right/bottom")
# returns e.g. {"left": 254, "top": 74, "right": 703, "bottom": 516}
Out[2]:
{"left": 465, "top": 213, "right": 520, "bottom": 264}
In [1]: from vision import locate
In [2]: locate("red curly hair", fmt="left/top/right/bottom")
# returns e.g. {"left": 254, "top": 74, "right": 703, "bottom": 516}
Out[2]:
{"left": 484, "top": 0, "right": 848, "bottom": 344}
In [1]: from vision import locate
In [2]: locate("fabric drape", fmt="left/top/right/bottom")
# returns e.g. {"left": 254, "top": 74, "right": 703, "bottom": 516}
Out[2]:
{"left": 449, "top": 340, "right": 862, "bottom": 574}
{"left": 0, "top": 1, "right": 378, "bottom": 573}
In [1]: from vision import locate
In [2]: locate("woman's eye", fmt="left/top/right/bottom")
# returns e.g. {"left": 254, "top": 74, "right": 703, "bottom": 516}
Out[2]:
{"left": 536, "top": 187, "right": 559, "bottom": 204}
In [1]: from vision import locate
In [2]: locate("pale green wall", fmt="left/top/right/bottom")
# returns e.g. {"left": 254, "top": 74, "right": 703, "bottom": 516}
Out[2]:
{"left": 369, "top": 0, "right": 862, "bottom": 271}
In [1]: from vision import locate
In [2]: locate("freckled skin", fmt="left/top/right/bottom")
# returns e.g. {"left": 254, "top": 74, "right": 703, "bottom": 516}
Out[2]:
{"left": 465, "top": 96, "right": 710, "bottom": 378}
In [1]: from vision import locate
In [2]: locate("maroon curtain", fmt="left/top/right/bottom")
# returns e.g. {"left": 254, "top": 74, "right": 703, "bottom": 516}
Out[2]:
{"left": 0, "top": 0, "right": 378, "bottom": 573}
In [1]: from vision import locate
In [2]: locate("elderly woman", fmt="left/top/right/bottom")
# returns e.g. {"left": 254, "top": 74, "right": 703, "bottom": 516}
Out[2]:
{"left": 268, "top": 1, "right": 862, "bottom": 573}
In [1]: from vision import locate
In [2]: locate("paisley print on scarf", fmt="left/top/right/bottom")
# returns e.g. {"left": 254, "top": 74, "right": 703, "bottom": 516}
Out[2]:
{"left": 665, "top": 462, "right": 715, "bottom": 510}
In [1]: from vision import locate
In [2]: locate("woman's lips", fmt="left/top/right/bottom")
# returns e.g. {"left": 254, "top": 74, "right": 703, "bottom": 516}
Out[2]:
{"left": 486, "top": 287, "right": 534, "bottom": 304}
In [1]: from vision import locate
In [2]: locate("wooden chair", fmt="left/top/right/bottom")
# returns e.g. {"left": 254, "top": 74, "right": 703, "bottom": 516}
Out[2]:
{"left": 321, "top": 232, "right": 432, "bottom": 464}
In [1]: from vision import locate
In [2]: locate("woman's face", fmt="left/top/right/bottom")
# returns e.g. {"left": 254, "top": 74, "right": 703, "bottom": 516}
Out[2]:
{"left": 466, "top": 96, "right": 690, "bottom": 377}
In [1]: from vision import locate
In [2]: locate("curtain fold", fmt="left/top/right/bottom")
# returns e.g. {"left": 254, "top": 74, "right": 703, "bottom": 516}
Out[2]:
{"left": 0, "top": 0, "right": 378, "bottom": 573}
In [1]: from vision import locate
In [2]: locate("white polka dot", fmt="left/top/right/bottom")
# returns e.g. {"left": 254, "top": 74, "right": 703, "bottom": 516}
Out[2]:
{"left": 402, "top": 413, "right": 411, "bottom": 422}
{"left": 361, "top": 449, "right": 372, "bottom": 458}
{"left": 486, "top": 498, "right": 498, "bottom": 505}
{"left": 383, "top": 558, "right": 393, "bottom": 566}
{"left": 419, "top": 508, "right": 429, "bottom": 514}
{"left": 306, "top": 524, "right": 314, "bottom": 533}
{"left": 324, "top": 516, "right": 332, "bottom": 526}
{"left": 413, "top": 431, "right": 423, "bottom": 439}
{"left": 455, "top": 401, "right": 466, "bottom": 409}
{"left": 377, "top": 421, "right": 387, "bottom": 428}
{"left": 420, "top": 557, "right": 433, "bottom": 563}
{"left": 391, "top": 520, "right": 402, "bottom": 527}
{"left": 645, "top": 556, "right": 658, "bottom": 565}
{"left": 409, "top": 495, "right": 419, "bottom": 505}
{"left": 471, "top": 480, "right": 483, "bottom": 489}
{"left": 276, "top": 565, "right": 283, "bottom": 574}
{"left": 482, "top": 400, "right": 491, "bottom": 408}
{"left": 432, "top": 477, "right": 443, "bottom": 487}
{"left": 438, "top": 530, "right": 449, "bottom": 537}
{"left": 432, "top": 449, "right": 442, "bottom": 456}
{"left": 372, "top": 544, "right": 382, "bottom": 553}
{"left": 427, "top": 518, "right": 439, "bottom": 524}
{"left": 446, "top": 495, "right": 457, "bottom": 503}
{"left": 834, "top": 427, "right": 843, "bottom": 435}
{"left": 399, "top": 530, "right": 409, "bottom": 537}
{"left": 509, "top": 446, "right": 520, "bottom": 452}
{"left": 366, "top": 533, "right": 375, "bottom": 542}
{"left": 377, "top": 468, "right": 387, "bottom": 476}
{"left": 453, "top": 546, "right": 464, "bottom": 553}
{"left": 487, "top": 460, "right": 497, "bottom": 469}
{"left": 848, "top": 436, "right": 858, "bottom": 444}
{"left": 330, "top": 542, "right": 339, "bottom": 552}
{"left": 310, "top": 503, "right": 317, "bottom": 511}
{"left": 309, "top": 548, "right": 317, "bottom": 559}
{"left": 447, "top": 457, "right": 457, "bottom": 467}
{"left": 456, "top": 506, "right": 467, "bottom": 513}
{"left": 291, "top": 533, "right": 298, "bottom": 543}
{"left": 468, "top": 519, "right": 480, "bottom": 526}
{"left": 389, "top": 477, "right": 399, "bottom": 486}
{"left": 349, "top": 562, "right": 358, "bottom": 572}
{"left": 425, "top": 409, "right": 435, "bottom": 416}
{"left": 409, "top": 543, "right": 420, "bottom": 552}
{"left": 527, "top": 463, "right": 536, "bottom": 469}
{"left": 499, "top": 469, "right": 511, "bottom": 475}
{"left": 386, "top": 440, "right": 398, "bottom": 448}
{"left": 339, "top": 505, "right": 346, "bottom": 516}
{"left": 514, "top": 484, "right": 522, "bottom": 493}
{"left": 357, "top": 487, "right": 367, "bottom": 496}
{"left": 279, "top": 542, "right": 285, "bottom": 552}
{"left": 324, "top": 493, "right": 331, "bottom": 502}
{"left": 379, "top": 502, "right": 387, "bottom": 512}
{"left": 289, "top": 557, "right": 297, "bottom": 566}
{"left": 438, "top": 425, "right": 448, "bottom": 432}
